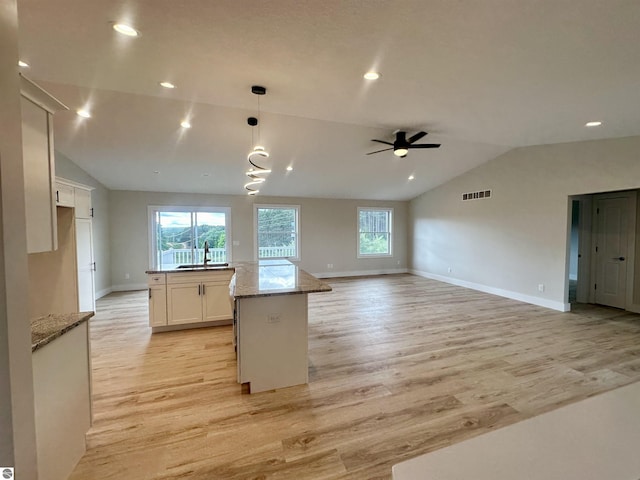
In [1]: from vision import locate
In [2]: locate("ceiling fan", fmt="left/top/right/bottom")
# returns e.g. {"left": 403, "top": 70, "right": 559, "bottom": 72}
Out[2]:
{"left": 367, "top": 131, "right": 440, "bottom": 157}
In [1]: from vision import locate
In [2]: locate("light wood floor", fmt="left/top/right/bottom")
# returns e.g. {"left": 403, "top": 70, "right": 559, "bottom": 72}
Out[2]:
{"left": 70, "top": 274, "right": 640, "bottom": 479}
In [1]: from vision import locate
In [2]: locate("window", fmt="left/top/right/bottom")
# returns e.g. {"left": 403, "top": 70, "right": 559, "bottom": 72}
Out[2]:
{"left": 358, "top": 207, "right": 393, "bottom": 257}
{"left": 149, "top": 206, "right": 231, "bottom": 269}
{"left": 255, "top": 205, "right": 300, "bottom": 260}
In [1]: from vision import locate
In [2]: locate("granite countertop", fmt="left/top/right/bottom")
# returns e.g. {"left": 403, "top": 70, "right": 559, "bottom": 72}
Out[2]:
{"left": 232, "top": 260, "right": 333, "bottom": 299}
{"left": 31, "top": 311, "right": 94, "bottom": 352}
{"left": 145, "top": 264, "right": 234, "bottom": 274}
{"left": 146, "top": 260, "right": 332, "bottom": 299}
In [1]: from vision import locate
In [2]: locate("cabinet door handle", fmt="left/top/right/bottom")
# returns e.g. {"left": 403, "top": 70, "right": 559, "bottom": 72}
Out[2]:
{"left": 202, "top": 284, "right": 206, "bottom": 295}
{"left": 56, "top": 190, "right": 59, "bottom": 203}
{"left": 198, "top": 284, "right": 201, "bottom": 296}
{"left": 90, "top": 207, "right": 94, "bottom": 217}
{"left": 92, "top": 262, "right": 96, "bottom": 271}
{"left": 148, "top": 288, "right": 151, "bottom": 299}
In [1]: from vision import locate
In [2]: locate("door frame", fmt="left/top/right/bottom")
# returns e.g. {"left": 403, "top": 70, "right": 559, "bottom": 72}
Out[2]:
{"left": 588, "top": 190, "right": 638, "bottom": 312}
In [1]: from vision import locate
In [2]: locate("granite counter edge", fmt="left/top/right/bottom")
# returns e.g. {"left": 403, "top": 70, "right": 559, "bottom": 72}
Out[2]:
{"left": 32, "top": 311, "right": 94, "bottom": 353}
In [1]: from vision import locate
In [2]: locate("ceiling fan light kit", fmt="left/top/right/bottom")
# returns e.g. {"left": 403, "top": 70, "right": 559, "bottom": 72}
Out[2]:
{"left": 244, "top": 86, "right": 270, "bottom": 195}
{"left": 367, "top": 130, "right": 441, "bottom": 158}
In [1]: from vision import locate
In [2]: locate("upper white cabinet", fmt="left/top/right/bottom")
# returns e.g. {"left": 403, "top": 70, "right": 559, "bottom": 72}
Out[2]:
{"left": 55, "top": 181, "right": 75, "bottom": 207}
{"left": 21, "top": 75, "right": 68, "bottom": 253}
{"left": 74, "top": 188, "right": 92, "bottom": 219}
{"left": 56, "top": 178, "right": 93, "bottom": 219}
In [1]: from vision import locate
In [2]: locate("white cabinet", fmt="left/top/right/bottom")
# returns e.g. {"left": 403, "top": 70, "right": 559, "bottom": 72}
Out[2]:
{"left": 21, "top": 75, "right": 67, "bottom": 253}
{"left": 148, "top": 274, "right": 167, "bottom": 327}
{"left": 76, "top": 218, "right": 95, "bottom": 312}
{"left": 56, "top": 178, "right": 96, "bottom": 312}
{"left": 55, "top": 178, "right": 93, "bottom": 218}
{"left": 74, "top": 188, "right": 92, "bottom": 219}
{"left": 55, "top": 181, "right": 75, "bottom": 207}
{"left": 149, "top": 270, "right": 233, "bottom": 328}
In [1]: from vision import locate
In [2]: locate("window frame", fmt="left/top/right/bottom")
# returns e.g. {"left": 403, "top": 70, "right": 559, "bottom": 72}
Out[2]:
{"left": 357, "top": 207, "right": 393, "bottom": 258}
{"left": 254, "top": 204, "right": 301, "bottom": 261}
{"left": 148, "top": 205, "right": 232, "bottom": 269}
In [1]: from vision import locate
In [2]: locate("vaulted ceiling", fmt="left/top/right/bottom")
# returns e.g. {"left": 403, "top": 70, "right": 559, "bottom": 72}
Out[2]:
{"left": 16, "top": 0, "right": 640, "bottom": 200}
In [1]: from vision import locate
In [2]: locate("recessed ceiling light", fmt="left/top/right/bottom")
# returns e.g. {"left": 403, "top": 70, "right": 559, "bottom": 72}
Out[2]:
{"left": 286, "top": 166, "right": 293, "bottom": 171}
{"left": 202, "top": 173, "right": 210, "bottom": 177}
{"left": 159, "top": 81, "right": 176, "bottom": 89}
{"left": 180, "top": 120, "right": 191, "bottom": 129}
{"left": 76, "top": 109, "right": 91, "bottom": 118}
{"left": 18, "top": 60, "right": 29, "bottom": 67}
{"left": 408, "top": 175, "right": 415, "bottom": 180}
{"left": 153, "top": 170, "right": 159, "bottom": 174}
{"left": 585, "top": 121, "right": 602, "bottom": 127}
{"left": 113, "top": 23, "right": 139, "bottom": 37}
{"left": 364, "top": 71, "right": 380, "bottom": 80}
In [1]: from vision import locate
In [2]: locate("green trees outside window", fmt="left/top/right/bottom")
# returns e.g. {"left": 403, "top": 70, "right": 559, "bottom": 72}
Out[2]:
{"left": 358, "top": 208, "right": 392, "bottom": 256}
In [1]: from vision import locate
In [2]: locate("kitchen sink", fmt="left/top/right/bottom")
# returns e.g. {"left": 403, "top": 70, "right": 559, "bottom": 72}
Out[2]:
{"left": 176, "top": 263, "right": 229, "bottom": 269}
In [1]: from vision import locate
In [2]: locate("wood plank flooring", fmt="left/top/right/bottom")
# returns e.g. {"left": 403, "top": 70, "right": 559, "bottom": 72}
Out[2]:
{"left": 70, "top": 274, "right": 640, "bottom": 479}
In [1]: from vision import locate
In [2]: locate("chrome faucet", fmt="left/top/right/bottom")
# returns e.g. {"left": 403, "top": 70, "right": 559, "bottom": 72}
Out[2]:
{"left": 203, "top": 241, "right": 211, "bottom": 266}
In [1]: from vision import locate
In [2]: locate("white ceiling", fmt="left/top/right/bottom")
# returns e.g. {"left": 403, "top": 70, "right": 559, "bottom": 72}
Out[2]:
{"left": 16, "top": 0, "right": 640, "bottom": 201}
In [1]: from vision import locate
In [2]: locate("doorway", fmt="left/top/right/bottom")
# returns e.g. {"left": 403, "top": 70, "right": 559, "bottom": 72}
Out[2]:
{"left": 592, "top": 192, "right": 636, "bottom": 309}
{"left": 568, "top": 190, "right": 637, "bottom": 311}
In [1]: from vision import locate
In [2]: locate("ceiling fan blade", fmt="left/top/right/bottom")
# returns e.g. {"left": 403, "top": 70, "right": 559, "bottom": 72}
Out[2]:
{"left": 371, "top": 139, "right": 394, "bottom": 146}
{"left": 407, "top": 143, "right": 441, "bottom": 149}
{"left": 407, "top": 131, "right": 427, "bottom": 144}
{"left": 366, "top": 147, "right": 393, "bottom": 155}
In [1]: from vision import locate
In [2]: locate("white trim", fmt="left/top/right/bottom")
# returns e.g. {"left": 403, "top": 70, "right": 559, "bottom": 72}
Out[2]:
{"left": 357, "top": 206, "right": 393, "bottom": 258}
{"left": 410, "top": 269, "right": 570, "bottom": 312}
{"left": 254, "top": 203, "right": 301, "bottom": 261}
{"left": 312, "top": 268, "right": 408, "bottom": 279}
{"left": 111, "top": 283, "right": 147, "bottom": 292}
{"left": 95, "top": 287, "right": 113, "bottom": 300}
{"left": 55, "top": 177, "right": 94, "bottom": 191}
{"left": 147, "top": 205, "right": 232, "bottom": 269}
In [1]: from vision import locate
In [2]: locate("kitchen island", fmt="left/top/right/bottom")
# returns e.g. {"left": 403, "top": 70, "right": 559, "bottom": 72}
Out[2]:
{"left": 146, "top": 260, "right": 332, "bottom": 393}
{"left": 233, "top": 260, "right": 332, "bottom": 393}
{"left": 31, "top": 311, "right": 94, "bottom": 480}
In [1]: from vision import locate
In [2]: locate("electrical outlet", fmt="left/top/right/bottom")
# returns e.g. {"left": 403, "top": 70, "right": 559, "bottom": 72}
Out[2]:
{"left": 447, "top": 267, "right": 452, "bottom": 273}
{"left": 538, "top": 284, "right": 545, "bottom": 292}
{"left": 232, "top": 240, "right": 240, "bottom": 246}
{"left": 267, "top": 313, "right": 281, "bottom": 324}
{"left": 327, "top": 263, "right": 333, "bottom": 269}
{"left": 125, "top": 273, "right": 130, "bottom": 279}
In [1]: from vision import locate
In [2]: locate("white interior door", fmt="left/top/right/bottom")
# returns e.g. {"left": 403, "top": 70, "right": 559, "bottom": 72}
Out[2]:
{"left": 594, "top": 196, "right": 629, "bottom": 308}
{"left": 76, "top": 218, "right": 96, "bottom": 311}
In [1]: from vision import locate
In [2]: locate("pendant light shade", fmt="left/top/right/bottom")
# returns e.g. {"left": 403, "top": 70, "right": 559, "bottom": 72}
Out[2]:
{"left": 244, "top": 86, "right": 271, "bottom": 195}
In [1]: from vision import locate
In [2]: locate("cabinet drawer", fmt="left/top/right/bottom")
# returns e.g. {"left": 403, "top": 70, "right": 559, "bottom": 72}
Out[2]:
{"left": 147, "top": 274, "right": 166, "bottom": 285}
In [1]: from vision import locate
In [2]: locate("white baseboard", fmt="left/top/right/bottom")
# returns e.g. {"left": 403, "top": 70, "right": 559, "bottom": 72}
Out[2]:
{"left": 312, "top": 268, "right": 408, "bottom": 279}
{"left": 95, "top": 287, "right": 113, "bottom": 300}
{"left": 410, "top": 269, "right": 570, "bottom": 312}
{"left": 111, "top": 283, "right": 148, "bottom": 292}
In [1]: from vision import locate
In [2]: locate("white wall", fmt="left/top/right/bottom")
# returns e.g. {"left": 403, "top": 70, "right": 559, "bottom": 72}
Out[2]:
{"left": 0, "top": 0, "right": 39, "bottom": 475}
{"left": 109, "top": 190, "right": 408, "bottom": 290}
{"left": 56, "top": 152, "right": 111, "bottom": 297}
{"left": 409, "top": 135, "right": 640, "bottom": 311}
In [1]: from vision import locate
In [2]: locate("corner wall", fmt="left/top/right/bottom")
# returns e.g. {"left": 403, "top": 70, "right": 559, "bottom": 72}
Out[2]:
{"left": 0, "top": 0, "right": 39, "bottom": 475}
{"left": 409, "top": 135, "right": 640, "bottom": 311}
{"left": 109, "top": 190, "right": 408, "bottom": 290}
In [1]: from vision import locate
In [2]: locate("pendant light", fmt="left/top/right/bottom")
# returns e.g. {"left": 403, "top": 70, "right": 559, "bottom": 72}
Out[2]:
{"left": 244, "top": 85, "right": 271, "bottom": 195}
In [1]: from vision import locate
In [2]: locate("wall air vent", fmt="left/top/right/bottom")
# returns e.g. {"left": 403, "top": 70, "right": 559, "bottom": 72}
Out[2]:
{"left": 462, "top": 189, "right": 491, "bottom": 201}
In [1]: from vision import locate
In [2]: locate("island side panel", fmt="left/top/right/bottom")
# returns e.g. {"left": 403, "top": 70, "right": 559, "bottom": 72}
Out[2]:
{"left": 237, "top": 294, "right": 308, "bottom": 393}
{"left": 32, "top": 321, "right": 91, "bottom": 480}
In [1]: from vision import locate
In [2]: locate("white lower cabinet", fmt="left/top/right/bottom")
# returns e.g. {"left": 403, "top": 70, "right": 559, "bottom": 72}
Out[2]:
{"left": 149, "top": 287, "right": 167, "bottom": 327}
{"left": 148, "top": 270, "right": 233, "bottom": 328}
